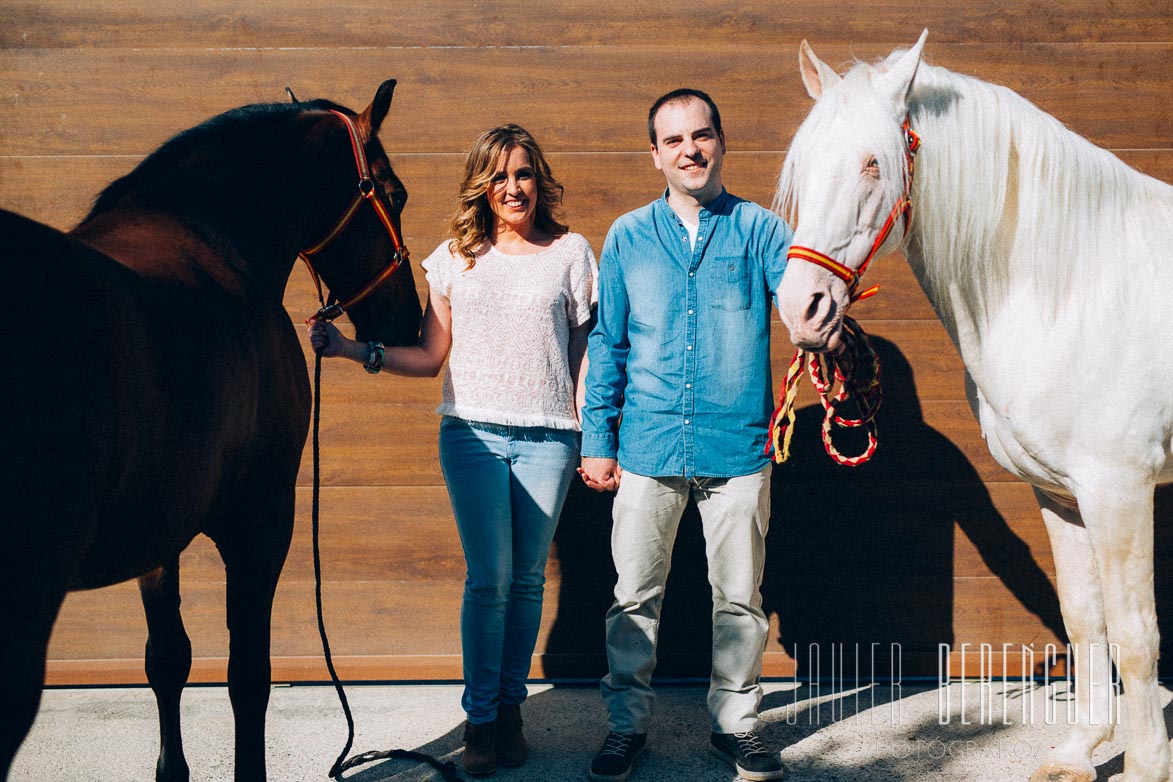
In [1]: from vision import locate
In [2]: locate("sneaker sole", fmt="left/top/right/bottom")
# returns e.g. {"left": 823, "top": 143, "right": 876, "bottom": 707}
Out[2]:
{"left": 587, "top": 746, "right": 644, "bottom": 782}
{"left": 708, "top": 745, "right": 785, "bottom": 781}
{"left": 588, "top": 772, "right": 630, "bottom": 782}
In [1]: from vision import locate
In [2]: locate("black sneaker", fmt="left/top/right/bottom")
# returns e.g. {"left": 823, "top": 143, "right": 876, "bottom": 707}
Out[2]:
{"left": 588, "top": 731, "right": 647, "bottom": 781}
{"left": 709, "top": 731, "right": 785, "bottom": 781}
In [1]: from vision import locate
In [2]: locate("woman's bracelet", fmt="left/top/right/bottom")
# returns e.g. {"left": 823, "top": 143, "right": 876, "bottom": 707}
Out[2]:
{"left": 364, "top": 341, "right": 385, "bottom": 374}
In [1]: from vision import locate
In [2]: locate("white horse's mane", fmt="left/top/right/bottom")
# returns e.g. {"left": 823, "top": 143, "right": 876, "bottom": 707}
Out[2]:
{"left": 779, "top": 49, "right": 1173, "bottom": 320}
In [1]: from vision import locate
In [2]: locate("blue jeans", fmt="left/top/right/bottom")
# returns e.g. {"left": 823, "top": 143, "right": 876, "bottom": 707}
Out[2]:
{"left": 438, "top": 416, "right": 580, "bottom": 724}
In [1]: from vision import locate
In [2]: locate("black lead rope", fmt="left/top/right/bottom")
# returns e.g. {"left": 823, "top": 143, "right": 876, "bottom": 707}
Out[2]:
{"left": 310, "top": 351, "right": 465, "bottom": 781}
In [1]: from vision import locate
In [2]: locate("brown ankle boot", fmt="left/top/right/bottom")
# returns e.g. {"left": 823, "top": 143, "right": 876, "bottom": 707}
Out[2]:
{"left": 496, "top": 704, "right": 528, "bottom": 767}
{"left": 462, "top": 719, "right": 497, "bottom": 776}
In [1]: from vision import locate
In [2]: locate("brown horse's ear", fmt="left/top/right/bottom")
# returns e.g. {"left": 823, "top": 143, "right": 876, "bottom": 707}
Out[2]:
{"left": 366, "top": 79, "right": 397, "bottom": 134}
{"left": 285, "top": 86, "right": 300, "bottom": 104}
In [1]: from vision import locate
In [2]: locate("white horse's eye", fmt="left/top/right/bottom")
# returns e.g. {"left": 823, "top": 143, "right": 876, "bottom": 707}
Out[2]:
{"left": 864, "top": 157, "right": 879, "bottom": 176}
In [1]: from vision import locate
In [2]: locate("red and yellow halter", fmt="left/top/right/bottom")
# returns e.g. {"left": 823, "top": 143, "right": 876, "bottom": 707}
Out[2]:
{"left": 768, "top": 118, "right": 920, "bottom": 467}
{"left": 785, "top": 118, "right": 921, "bottom": 303}
{"left": 299, "top": 109, "right": 410, "bottom": 322}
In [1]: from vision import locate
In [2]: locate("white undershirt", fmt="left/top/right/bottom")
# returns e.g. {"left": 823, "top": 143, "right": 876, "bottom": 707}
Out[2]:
{"left": 680, "top": 216, "right": 700, "bottom": 250}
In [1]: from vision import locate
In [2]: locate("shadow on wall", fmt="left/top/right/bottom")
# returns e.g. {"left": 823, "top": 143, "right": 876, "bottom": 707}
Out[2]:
{"left": 1154, "top": 484, "right": 1173, "bottom": 676}
{"left": 543, "top": 477, "right": 718, "bottom": 680}
{"left": 543, "top": 336, "right": 1173, "bottom": 682}
{"left": 763, "top": 336, "right": 1067, "bottom": 679}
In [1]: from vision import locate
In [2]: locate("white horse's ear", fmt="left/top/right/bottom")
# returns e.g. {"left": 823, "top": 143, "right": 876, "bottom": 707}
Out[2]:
{"left": 799, "top": 39, "right": 842, "bottom": 100}
{"left": 875, "top": 28, "right": 928, "bottom": 111}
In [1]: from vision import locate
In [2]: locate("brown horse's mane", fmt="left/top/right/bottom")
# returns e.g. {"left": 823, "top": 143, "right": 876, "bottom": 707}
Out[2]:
{"left": 85, "top": 98, "right": 350, "bottom": 224}
{"left": 80, "top": 97, "right": 355, "bottom": 275}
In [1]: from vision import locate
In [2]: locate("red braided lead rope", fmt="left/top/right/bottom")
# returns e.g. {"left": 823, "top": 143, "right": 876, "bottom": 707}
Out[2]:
{"left": 768, "top": 118, "right": 917, "bottom": 467}
{"left": 767, "top": 316, "right": 882, "bottom": 466}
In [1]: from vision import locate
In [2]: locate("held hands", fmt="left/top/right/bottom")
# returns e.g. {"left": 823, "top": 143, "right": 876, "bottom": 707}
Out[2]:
{"left": 578, "top": 457, "right": 622, "bottom": 492}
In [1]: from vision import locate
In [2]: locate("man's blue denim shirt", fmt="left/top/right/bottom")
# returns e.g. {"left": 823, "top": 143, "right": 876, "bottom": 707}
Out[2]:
{"left": 581, "top": 189, "right": 793, "bottom": 478}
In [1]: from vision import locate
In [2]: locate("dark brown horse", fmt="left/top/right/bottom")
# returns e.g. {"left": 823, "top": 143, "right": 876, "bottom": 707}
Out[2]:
{"left": 0, "top": 81, "right": 422, "bottom": 782}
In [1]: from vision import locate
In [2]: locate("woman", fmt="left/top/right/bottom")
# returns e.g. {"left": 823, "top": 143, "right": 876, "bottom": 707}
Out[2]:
{"left": 308, "top": 124, "right": 596, "bottom": 776}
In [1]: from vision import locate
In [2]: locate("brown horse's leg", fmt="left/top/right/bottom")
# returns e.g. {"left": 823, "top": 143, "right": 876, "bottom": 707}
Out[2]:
{"left": 214, "top": 485, "right": 296, "bottom": 782}
{"left": 138, "top": 559, "right": 192, "bottom": 782}
{"left": 0, "top": 579, "right": 66, "bottom": 781}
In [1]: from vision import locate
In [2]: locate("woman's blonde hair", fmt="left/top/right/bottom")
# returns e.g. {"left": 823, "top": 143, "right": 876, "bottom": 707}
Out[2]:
{"left": 450, "top": 124, "right": 568, "bottom": 268}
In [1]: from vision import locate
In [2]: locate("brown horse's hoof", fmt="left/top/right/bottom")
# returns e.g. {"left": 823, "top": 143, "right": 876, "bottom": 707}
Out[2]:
{"left": 1029, "top": 761, "right": 1096, "bottom": 782}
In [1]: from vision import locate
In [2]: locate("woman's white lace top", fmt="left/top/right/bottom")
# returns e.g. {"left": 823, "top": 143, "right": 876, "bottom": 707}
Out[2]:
{"left": 422, "top": 233, "right": 598, "bottom": 430}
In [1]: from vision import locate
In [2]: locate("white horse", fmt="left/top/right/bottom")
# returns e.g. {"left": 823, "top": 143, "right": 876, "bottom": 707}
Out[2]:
{"left": 774, "top": 30, "right": 1173, "bottom": 782}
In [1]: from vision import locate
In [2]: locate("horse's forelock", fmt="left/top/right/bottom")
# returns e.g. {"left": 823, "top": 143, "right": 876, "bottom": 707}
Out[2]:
{"left": 777, "top": 64, "right": 911, "bottom": 230}
{"left": 86, "top": 102, "right": 314, "bottom": 221}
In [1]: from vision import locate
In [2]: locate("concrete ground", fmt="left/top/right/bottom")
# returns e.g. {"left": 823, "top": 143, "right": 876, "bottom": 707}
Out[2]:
{"left": 10, "top": 680, "right": 1170, "bottom": 781}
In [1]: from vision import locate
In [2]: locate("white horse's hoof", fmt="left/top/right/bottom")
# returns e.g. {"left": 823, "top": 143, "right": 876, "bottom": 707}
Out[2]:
{"left": 1029, "top": 761, "right": 1095, "bottom": 782}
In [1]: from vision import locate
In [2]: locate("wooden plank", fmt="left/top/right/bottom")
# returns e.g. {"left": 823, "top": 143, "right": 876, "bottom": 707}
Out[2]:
{"left": 297, "top": 400, "right": 444, "bottom": 488}
{"left": 2, "top": 44, "right": 1170, "bottom": 156}
{"left": 952, "top": 577, "right": 1067, "bottom": 649}
{"left": 45, "top": 655, "right": 468, "bottom": 686}
{"left": 47, "top": 578, "right": 465, "bottom": 661}
{"left": 6, "top": 1, "right": 1169, "bottom": 49}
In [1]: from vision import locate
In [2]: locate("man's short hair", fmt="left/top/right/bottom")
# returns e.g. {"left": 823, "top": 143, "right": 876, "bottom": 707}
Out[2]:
{"left": 647, "top": 88, "right": 723, "bottom": 146}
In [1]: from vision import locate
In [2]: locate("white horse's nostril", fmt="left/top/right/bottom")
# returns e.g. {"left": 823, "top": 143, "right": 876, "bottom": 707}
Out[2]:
{"left": 805, "top": 290, "right": 839, "bottom": 331}
{"left": 804, "top": 291, "right": 825, "bottom": 324}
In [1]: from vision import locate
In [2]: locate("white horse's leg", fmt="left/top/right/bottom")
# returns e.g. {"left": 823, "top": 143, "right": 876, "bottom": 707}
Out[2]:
{"left": 1079, "top": 481, "right": 1169, "bottom": 782}
{"left": 1031, "top": 489, "right": 1113, "bottom": 782}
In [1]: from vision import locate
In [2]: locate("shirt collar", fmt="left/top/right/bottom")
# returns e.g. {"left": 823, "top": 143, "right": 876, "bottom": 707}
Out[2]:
{"left": 658, "top": 187, "right": 730, "bottom": 222}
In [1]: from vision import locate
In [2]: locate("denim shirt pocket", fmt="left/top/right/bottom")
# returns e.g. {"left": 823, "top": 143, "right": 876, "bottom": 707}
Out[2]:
{"left": 709, "top": 255, "right": 751, "bottom": 310}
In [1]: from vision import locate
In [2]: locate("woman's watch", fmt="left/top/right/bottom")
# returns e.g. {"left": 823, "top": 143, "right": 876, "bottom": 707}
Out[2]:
{"left": 364, "top": 341, "right": 385, "bottom": 374}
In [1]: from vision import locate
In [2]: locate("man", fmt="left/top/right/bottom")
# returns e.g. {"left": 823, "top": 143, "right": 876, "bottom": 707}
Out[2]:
{"left": 579, "top": 88, "right": 792, "bottom": 782}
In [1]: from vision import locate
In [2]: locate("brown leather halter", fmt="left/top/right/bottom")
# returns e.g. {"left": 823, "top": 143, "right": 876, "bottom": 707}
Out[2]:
{"left": 299, "top": 109, "right": 410, "bottom": 322}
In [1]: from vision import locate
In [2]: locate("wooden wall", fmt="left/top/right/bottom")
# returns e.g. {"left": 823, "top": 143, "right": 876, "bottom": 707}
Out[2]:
{"left": 3, "top": 1, "right": 1171, "bottom": 685}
